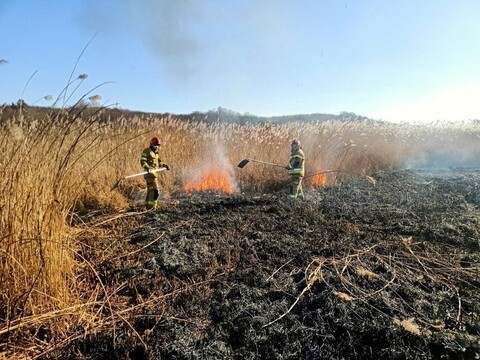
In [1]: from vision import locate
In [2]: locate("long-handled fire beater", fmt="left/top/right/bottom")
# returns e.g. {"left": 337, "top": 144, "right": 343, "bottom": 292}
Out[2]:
{"left": 111, "top": 167, "right": 168, "bottom": 191}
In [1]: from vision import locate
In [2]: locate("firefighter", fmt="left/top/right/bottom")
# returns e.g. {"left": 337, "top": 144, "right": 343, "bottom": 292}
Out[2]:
{"left": 286, "top": 139, "right": 305, "bottom": 199}
{"left": 140, "top": 137, "right": 170, "bottom": 209}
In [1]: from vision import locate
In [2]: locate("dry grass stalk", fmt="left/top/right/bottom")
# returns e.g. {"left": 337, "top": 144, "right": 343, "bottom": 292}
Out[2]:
{"left": 364, "top": 175, "right": 376, "bottom": 185}
{"left": 356, "top": 267, "right": 379, "bottom": 279}
{"left": 393, "top": 318, "right": 421, "bottom": 336}
{"left": 333, "top": 291, "right": 353, "bottom": 302}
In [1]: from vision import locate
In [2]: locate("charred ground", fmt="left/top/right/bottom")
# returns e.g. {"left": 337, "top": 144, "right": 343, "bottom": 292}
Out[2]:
{"left": 47, "top": 169, "right": 480, "bottom": 359}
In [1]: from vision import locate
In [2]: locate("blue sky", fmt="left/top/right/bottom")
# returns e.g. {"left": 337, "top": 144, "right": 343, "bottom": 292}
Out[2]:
{"left": 1, "top": 0, "right": 479, "bottom": 122}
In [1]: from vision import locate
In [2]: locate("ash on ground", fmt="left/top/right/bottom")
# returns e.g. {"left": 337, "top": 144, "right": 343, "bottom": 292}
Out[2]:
{"left": 49, "top": 169, "right": 480, "bottom": 359}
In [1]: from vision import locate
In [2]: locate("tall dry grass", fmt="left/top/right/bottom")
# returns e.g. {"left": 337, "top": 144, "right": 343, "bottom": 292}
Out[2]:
{"left": 1, "top": 105, "right": 479, "bottom": 355}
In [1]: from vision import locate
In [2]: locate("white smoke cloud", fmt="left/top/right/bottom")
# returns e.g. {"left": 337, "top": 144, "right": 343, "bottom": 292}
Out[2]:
{"left": 183, "top": 138, "right": 239, "bottom": 193}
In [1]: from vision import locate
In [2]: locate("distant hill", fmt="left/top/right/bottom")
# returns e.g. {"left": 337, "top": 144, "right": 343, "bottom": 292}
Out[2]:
{"left": 1, "top": 102, "right": 371, "bottom": 124}
{"left": 191, "top": 107, "right": 370, "bottom": 124}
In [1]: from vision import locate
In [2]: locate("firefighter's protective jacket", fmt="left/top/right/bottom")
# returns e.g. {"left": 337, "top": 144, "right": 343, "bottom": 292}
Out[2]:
{"left": 140, "top": 147, "right": 168, "bottom": 176}
{"left": 288, "top": 149, "right": 305, "bottom": 176}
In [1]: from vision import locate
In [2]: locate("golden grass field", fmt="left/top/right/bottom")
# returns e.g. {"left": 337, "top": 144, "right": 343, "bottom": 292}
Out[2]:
{"left": 0, "top": 105, "right": 479, "bottom": 357}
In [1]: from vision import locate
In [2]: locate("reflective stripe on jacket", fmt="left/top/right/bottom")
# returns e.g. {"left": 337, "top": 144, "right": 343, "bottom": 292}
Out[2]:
{"left": 288, "top": 149, "right": 305, "bottom": 176}
{"left": 140, "top": 147, "right": 160, "bottom": 169}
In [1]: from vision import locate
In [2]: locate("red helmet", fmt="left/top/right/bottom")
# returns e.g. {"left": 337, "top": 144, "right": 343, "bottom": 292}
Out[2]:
{"left": 291, "top": 139, "right": 301, "bottom": 148}
{"left": 150, "top": 137, "right": 160, "bottom": 146}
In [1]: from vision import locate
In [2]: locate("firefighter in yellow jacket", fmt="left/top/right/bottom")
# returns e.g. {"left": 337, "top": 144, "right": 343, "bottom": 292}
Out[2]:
{"left": 286, "top": 139, "right": 305, "bottom": 199}
{"left": 140, "top": 137, "right": 170, "bottom": 209}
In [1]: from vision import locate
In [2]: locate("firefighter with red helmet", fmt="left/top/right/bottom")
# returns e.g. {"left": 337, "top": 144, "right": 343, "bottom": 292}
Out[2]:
{"left": 140, "top": 137, "right": 170, "bottom": 209}
{"left": 286, "top": 139, "right": 305, "bottom": 199}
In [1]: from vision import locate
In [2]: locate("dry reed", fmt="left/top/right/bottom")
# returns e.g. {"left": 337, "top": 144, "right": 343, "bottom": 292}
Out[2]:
{"left": 0, "top": 107, "right": 479, "bottom": 356}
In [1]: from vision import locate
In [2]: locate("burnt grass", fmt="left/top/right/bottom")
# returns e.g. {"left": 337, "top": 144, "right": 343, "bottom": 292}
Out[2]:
{"left": 49, "top": 169, "right": 479, "bottom": 359}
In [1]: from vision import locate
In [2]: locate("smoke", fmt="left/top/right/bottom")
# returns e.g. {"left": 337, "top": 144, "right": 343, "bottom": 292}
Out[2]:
{"left": 399, "top": 129, "right": 480, "bottom": 170}
{"left": 79, "top": 0, "right": 204, "bottom": 79}
{"left": 0, "top": 59, "right": 8, "bottom": 65}
{"left": 78, "top": 1, "right": 210, "bottom": 81}
{"left": 144, "top": 1, "right": 204, "bottom": 79}
{"left": 183, "top": 139, "right": 239, "bottom": 193}
{"left": 78, "top": 0, "right": 294, "bottom": 83}
{"left": 401, "top": 147, "right": 480, "bottom": 170}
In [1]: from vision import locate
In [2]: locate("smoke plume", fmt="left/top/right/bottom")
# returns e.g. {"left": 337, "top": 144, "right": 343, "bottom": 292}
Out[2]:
{"left": 78, "top": 0, "right": 293, "bottom": 84}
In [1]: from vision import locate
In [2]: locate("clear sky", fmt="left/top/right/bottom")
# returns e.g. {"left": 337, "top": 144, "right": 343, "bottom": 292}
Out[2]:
{"left": 1, "top": 0, "right": 479, "bottom": 123}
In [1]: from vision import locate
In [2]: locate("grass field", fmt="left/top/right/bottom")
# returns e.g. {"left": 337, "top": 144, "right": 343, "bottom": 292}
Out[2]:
{"left": 1, "top": 105, "right": 479, "bottom": 357}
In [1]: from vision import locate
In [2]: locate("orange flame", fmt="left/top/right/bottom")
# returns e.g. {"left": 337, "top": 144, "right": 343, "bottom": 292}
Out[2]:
{"left": 184, "top": 166, "right": 234, "bottom": 194}
{"left": 311, "top": 173, "right": 327, "bottom": 187}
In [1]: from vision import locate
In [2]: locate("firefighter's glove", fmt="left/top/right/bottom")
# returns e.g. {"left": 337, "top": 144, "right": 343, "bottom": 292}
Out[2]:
{"left": 285, "top": 166, "right": 291, "bottom": 170}
{"left": 144, "top": 167, "right": 150, "bottom": 173}
{"left": 165, "top": 165, "right": 170, "bottom": 170}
